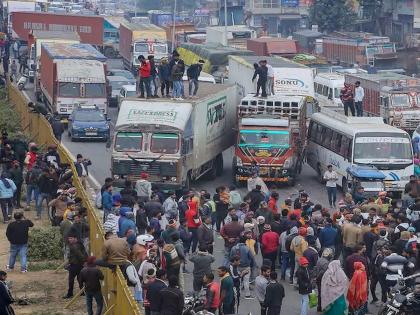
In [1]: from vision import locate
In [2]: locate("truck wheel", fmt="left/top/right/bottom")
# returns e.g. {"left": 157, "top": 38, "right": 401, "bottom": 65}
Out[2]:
{"left": 103, "top": 47, "right": 115, "bottom": 58}
{"left": 215, "top": 154, "right": 223, "bottom": 176}
{"left": 208, "top": 160, "right": 217, "bottom": 180}
{"left": 184, "top": 171, "right": 192, "bottom": 190}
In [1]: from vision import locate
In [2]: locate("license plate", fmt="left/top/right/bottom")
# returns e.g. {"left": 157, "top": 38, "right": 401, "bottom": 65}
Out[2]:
{"left": 85, "top": 132, "right": 97, "bottom": 136}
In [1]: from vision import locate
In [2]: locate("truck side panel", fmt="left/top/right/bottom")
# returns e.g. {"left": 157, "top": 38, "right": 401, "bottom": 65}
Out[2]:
{"left": 11, "top": 12, "right": 104, "bottom": 45}
{"left": 40, "top": 46, "right": 55, "bottom": 103}
{"left": 118, "top": 24, "right": 132, "bottom": 62}
{"left": 192, "top": 85, "right": 238, "bottom": 169}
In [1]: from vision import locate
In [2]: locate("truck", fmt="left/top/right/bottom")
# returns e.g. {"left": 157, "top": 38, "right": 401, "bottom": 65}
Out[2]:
{"left": 119, "top": 22, "right": 168, "bottom": 74}
{"left": 111, "top": 83, "right": 238, "bottom": 190}
{"left": 321, "top": 32, "right": 397, "bottom": 67}
{"left": 11, "top": 11, "right": 104, "bottom": 46}
{"left": 206, "top": 25, "right": 257, "bottom": 49}
{"left": 28, "top": 31, "right": 80, "bottom": 84}
{"left": 246, "top": 37, "right": 299, "bottom": 57}
{"left": 345, "top": 72, "right": 420, "bottom": 132}
{"left": 39, "top": 43, "right": 108, "bottom": 120}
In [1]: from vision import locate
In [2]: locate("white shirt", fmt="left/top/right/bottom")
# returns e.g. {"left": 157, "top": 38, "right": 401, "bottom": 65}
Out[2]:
{"left": 266, "top": 64, "right": 274, "bottom": 78}
{"left": 323, "top": 170, "right": 338, "bottom": 187}
{"left": 80, "top": 163, "right": 87, "bottom": 177}
{"left": 354, "top": 86, "right": 364, "bottom": 102}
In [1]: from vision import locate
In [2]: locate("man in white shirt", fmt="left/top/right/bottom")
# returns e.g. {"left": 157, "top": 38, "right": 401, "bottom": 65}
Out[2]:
{"left": 323, "top": 164, "right": 338, "bottom": 208}
{"left": 354, "top": 81, "right": 364, "bottom": 117}
{"left": 266, "top": 63, "right": 275, "bottom": 96}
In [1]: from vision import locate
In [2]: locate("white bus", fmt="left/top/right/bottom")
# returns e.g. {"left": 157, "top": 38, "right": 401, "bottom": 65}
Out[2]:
{"left": 306, "top": 108, "right": 413, "bottom": 193}
{"left": 314, "top": 73, "right": 344, "bottom": 108}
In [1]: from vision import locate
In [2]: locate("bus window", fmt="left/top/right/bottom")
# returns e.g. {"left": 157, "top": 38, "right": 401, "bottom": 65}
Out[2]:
{"left": 315, "top": 125, "right": 323, "bottom": 144}
{"left": 331, "top": 132, "right": 342, "bottom": 153}
{"left": 340, "top": 136, "right": 351, "bottom": 159}
{"left": 317, "top": 84, "right": 323, "bottom": 95}
{"left": 322, "top": 85, "right": 329, "bottom": 96}
{"left": 328, "top": 88, "right": 333, "bottom": 100}
{"left": 323, "top": 128, "right": 333, "bottom": 148}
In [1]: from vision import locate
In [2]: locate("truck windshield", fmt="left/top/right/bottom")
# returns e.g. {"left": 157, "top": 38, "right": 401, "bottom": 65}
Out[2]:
{"left": 85, "top": 83, "right": 106, "bottom": 98}
{"left": 59, "top": 82, "right": 81, "bottom": 97}
{"left": 391, "top": 94, "right": 410, "bottom": 107}
{"left": 134, "top": 43, "right": 148, "bottom": 53}
{"left": 153, "top": 44, "right": 167, "bottom": 53}
{"left": 115, "top": 132, "right": 143, "bottom": 152}
{"left": 354, "top": 134, "right": 412, "bottom": 163}
{"left": 151, "top": 133, "right": 179, "bottom": 154}
{"left": 239, "top": 130, "right": 289, "bottom": 148}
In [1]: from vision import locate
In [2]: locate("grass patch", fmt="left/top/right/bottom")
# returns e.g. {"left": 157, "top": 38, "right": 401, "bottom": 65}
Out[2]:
{"left": 27, "top": 260, "right": 63, "bottom": 272}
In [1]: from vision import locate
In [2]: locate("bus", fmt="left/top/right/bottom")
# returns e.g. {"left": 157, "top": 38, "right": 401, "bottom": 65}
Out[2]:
{"left": 314, "top": 73, "right": 344, "bottom": 108}
{"left": 306, "top": 108, "right": 413, "bottom": 194}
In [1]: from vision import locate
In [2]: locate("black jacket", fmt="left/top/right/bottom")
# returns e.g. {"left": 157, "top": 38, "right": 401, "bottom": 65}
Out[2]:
{"left": 246, "top": 189, "right": 265, "bottom": 212}
{"left": 74, "top": 160, "right": 91, "bottom": 177}
{"left": 50, "top": 118, "right": 64, "bottom": 137}
{"left": 187, "top": 64, "right": 202, "bottom": 80}
{"left": 252, "top": 65, "right": 268, "bottom": 82}
{"left": 158, "top": 286, "right": 184, "bottom": 315}
{"left": 147, "top": 279, "right": 167, "bottom": 311}
{"left": 6, "top": 219, "right": 34, "bottom": 244}
{"left": 0, "top": 281, "right": 14, "bottom": 315}
{"left": 263, "top": 281, "right": 285, "bottom": 308}
{"left": 38, "top": 174, "right": 57, "bottom": 194}
{"left": 296, "top": 266, "right": 312, "bottom": 294}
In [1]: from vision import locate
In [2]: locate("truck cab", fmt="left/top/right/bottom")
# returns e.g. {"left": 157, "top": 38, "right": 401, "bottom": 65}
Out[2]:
{"left": 233, "top": 95, "right": 307, "bottom": 186}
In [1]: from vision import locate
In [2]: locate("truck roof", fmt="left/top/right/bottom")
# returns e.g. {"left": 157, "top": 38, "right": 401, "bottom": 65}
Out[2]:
{"left": 56, "top": 59, "right": 106, "bottom": 83}
{"left": 230, "top": 55, "right": 307, "bottom": 69}
{"left": 33, "top": 31, "right": 80, "bottom": 41}
{"left": 41, "top": 43, "right": 107, "bottom": 62}
{"left": 121, "top": 22, "right": 165, "bottom": 32}
{"left": 346, "top": 72, "right": 420, "bottom": 89}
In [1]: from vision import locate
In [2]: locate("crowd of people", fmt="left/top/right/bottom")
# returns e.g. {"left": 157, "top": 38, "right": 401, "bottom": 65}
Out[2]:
{"left": 137, "top": 50, "right": 205, "bottom": 101}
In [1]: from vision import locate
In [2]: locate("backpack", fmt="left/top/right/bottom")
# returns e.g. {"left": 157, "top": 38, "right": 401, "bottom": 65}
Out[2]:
{"left": 95, "top": 191, "right": 103, "bottom": 209}
{"left": 286, "top": 233, "right": 297, "bottom": 252}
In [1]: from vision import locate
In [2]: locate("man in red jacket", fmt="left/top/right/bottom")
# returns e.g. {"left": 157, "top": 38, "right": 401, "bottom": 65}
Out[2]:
{"left": 185, "top": 198, "right": 201, "bottom": 254}
{"left": 261, "top": 224, "right": 279, "bottom": 270}
{"left": 137, "top": 55, "right": 151, "bottom": 98}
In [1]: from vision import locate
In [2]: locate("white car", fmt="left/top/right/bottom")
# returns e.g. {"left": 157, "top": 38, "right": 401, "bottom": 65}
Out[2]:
{"left": 182, "top": 71, "right": 216, "bottom": 84}
{"left": 118, "top": 85, "right": 137, "bottom": 110}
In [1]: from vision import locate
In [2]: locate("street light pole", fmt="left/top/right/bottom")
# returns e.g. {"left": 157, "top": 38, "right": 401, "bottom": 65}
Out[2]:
{"left": 224, "top": 0, "right": 228, "bottom": 46}
{"left": 134, "top": 0, "right": 137, "bottom": 17}
{"left": 171, "top": 0, "right": 177, "bottom": 53}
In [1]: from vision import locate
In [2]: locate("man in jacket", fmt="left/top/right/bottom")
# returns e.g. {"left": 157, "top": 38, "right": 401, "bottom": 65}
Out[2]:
{"left": 0, "top": 271, "right": 15, "bottom": 315}
{"left": 345, "top": 243, "right": 368, "bottom": 279}
{"left": 263, "top": 271, "right": 285, "bottom": 315}
{"left": 187, "top": 59, "right": 204, "bottom": 98}
{"left": 0, "top": 174, "right": 16, "bottom": 223}
{"left": 80, "top": 256, "right": 104, "bottom": 315}
{"left": 96, "top": 230, "right": 130, "bottom": 270}
{"left": 135, "top": 172, "right": 152, "bottom": 203}
{"left": 158, "top": 275, "right": 184, "bottom": 315}
{"left": 197, "top": 216, "right": 214, "bottom": 254}
{"left": 255, "top": 265, "right": 270, "bottom": 315}
{"left": 252, "top": 60, "right": 268, "bottom": 97}
{"left": 50, "top": 114, "right": 64, "bottom": 142}
{"left": 190, "top": 245, "right": 215, "bottom": 292}
{"left": 230, "top": 235, "right": 255, "bottom": 298}
{"left": 8, "top": 160, "right": 23, "bottom": 209}
{"left": 158, "top": 57, "right": 171, "bottom": 97}
{"left": 342, "top": 215, "right": 363, "bottom": 261}
{"left": 171, "top": 60, "right": 184, "bottom": 100}
{"left": 74, "top": 154, "right": 91, "bottom": 189}
{"left": 6, "top": 212, "right": 33, "bottom": 272}
{"left": 101, "top": 184, "right": 113, "bottom": 222}
{"left": 246, "top": 184, "right": 266, "bottom": 212}
{"left": 148, "top": 55, "right": 158, "bottom": 97}
{"left": 163, "top": 191, "right": 178, "bottom": 221}
{"left": 36, "top": 167, "right": 57, "bottom": 219}
{"left": 296, "top": 257, "right": 312, "bottom": 315}
{"left": 203, "top": 272, "right": 220, "bottom": 313}
{"left": 220, "top": 215, "right": 244, "bottom": 266}
{"left": 138, "top": 55, "right": 151, "bottom": 98}
{"left": 261, "top": 224, "right": 279, "bottom": 271}
{"left": 64, "top": 236, "right": 87, "bottom": 298}
{"left": 147, "top": 269, "right": 167, "bottom": 315}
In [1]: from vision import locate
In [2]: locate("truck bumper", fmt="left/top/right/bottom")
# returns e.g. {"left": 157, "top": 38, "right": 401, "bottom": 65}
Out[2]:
{"left": 384, "top": 180, "right": 406, "bottom": 193}
{"left": 235, "top": 166, "right": 293, "bottom": 182}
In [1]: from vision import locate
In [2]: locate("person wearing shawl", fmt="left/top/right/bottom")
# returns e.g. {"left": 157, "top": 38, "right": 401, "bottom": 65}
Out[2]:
{"left": 347, "top": 261, "right": 368, "bottom": 315}
{"left": 321, "top": 260, "right": 348, "bottom": 315}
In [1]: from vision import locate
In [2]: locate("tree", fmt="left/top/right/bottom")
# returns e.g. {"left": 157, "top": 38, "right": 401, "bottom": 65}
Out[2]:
{"left": 309, "top": 0, "right": 357, "bottom": 33}
{"left": 359, "top": 0, "right": 384, "bottom": 35}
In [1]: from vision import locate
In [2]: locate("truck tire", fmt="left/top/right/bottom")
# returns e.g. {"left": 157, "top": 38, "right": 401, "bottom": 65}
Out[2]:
{"left": 184, "top": 171, "right": 192, "bottom": 190}
{"left": 215, "top": 154, "right": 223, "bottom": 176}
{"left": 103, "top": 47, "right": 116, "bottom": 58}
{"left": 208, "top": 160, "right": 217, "bottom": 180}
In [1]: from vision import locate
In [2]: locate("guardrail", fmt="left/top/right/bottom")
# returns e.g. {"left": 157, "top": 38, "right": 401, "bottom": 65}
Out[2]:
{"left": 8, "top": 83, "right": 141, "bottom": 315}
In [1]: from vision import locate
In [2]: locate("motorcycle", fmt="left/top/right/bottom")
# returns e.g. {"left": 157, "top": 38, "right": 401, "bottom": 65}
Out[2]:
{"left": 183, "top": 291, "right": 214, "bottom": 315}
{"left": 379, "top": 272, "right": 420, "bottom": 315}
{"left": 17, "top": 71, "right": 29, "bottom": 90}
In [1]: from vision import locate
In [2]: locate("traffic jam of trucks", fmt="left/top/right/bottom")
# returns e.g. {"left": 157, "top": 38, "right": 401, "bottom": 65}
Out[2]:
{"left": 6, "top": 4, "right": 419, "bottom": 193}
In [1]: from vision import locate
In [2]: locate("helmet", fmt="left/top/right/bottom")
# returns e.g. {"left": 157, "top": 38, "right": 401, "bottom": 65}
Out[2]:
{"left": 136, "top": 234, "right": 154, "bottom": 246}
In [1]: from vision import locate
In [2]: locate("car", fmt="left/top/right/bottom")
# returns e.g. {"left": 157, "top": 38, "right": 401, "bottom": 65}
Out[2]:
{"left": 106, "top": 69, "right": 136, "bottom": 84}
{"left": 68, "top": 105, "right": 110, "bottom": 142}
{"left": 107, "top": 76, "right": 135, "bottom": 107}
{"left": 118, "top": 85, "right": 137, "bottom": 110}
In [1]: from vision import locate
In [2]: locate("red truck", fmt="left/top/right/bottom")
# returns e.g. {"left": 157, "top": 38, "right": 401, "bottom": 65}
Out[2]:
{"left": 11, "top": 11, "right": 104, "bottom": 46}
{"left": 246, "top": 37, "right": 299, "bottom": 57}
{"left": 322, "top": 32, "right": 397, "bottom": 67}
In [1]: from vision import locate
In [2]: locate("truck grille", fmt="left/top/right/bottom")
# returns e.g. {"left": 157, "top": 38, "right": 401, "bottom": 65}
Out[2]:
{"left": 112, "top": 160, "right": 177, "bottom": 179}
{"left": 399, "top": 119, "right": 420, "bottom": 130}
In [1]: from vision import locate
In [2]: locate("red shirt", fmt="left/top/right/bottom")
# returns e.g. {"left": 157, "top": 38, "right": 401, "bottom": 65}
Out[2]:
{"left": 261, "top": 231, "right": 279, "bottom": 254}
{"left": 185, "top": 209, "right": 201, "bottom": 228}
{"left": 139, "top": 61, "right": 151, "bottom": 78}
{"left": 26, "top": 151, "right": 37, "bottom": 170}
{"left": 268, "top": 197, "right": 278, "bottom": 214}
{"left": 206, "top": 282, "right": 220, "bottom": 309}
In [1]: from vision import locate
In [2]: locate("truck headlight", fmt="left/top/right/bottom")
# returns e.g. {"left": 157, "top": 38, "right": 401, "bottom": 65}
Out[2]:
{"left": 171, "top": 177, "right": 177, "bottom": 182}
{"left": 284, "top": 157, "right": 293, "bottom": 169}
{"left": 235, "top": 156, "right": 243, "bottom": 167}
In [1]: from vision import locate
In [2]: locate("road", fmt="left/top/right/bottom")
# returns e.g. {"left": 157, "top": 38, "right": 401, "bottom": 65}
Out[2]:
{"left": 23, "top": 58, "right": 381, "bottom": 314}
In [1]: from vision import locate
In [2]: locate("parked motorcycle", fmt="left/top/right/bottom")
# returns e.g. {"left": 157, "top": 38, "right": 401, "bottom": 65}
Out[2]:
{"left": 183, "top": 291, "right": 213, "bottom": 315}
{"left": 17, "top": 71, "right": 29, "bottom": 90}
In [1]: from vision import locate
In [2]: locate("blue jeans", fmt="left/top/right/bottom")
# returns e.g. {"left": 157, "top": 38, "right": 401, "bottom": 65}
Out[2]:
{"left": 300, "top": 294, "right": 309, "bottom": 315}
{"left": 9, "top": 244, "right": 28, "bottom": 270}
{"left": 326, "top": 186, "right": 337, "bottom": 206}
{"left": 36, "top": 192, "right": 50, "bottom": 217}
{"left": 172, "top": 80, "right": 182, "bottom": 97}
{"left": 189, "top": 227, "right": 198, "bottom": 253}
{"left": 86, "top": 291, "right": 104, "bottom": 315}
{"left": 26, "top": 184, "right": 39, "bottom": 206}
{"left": 280, "top": 251, "right": 289, "bottom": 279}
{"left": 188, "top": 78, "right": 199, "bottom": 96}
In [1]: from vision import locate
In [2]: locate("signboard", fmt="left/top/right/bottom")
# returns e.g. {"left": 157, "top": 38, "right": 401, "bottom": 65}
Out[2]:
{"left": 355, "top": 137, "right": 410, "bottom": 144}
{"left": 273, "top": 67, "right": 315, "bottom": 97}
{"left": 206, "top": 96, "right": 227, "bottom": 143}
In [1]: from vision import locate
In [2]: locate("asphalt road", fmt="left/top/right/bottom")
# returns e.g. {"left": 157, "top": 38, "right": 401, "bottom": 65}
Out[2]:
{"left": 22, "top": 58, "right": 382, "bottom": 314}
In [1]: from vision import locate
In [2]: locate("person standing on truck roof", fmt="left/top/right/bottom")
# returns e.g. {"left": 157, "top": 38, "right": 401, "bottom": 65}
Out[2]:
{"left": 340, "top": 83, "right": 355, "bottom": 117}
{"left": 266, "top": 62, "right": 275, "bottom": 96}
{"left": 137, "top": 55, "right": 152, "bottom": 99}
{"left": 171, "top": 60, "right": 185, "bottom": 101}
{"left": 148, "top": 55, "right": 159, "bottom": 98}
{"left": 252, "top": 60, "right": 268, "bottom": 98}
{"left": 187, "top": 60, "right": 205, "bottom": 98}
{"left": 158, "top": 58, "right": 171, "bottom": 98}
{"left": 354, "top": 81, "right": 364, "bottom": 117}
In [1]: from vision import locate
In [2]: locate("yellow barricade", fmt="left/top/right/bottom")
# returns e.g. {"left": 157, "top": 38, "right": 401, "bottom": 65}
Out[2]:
{"left": 8, "top": 83, "right": 141, "bottom": 315}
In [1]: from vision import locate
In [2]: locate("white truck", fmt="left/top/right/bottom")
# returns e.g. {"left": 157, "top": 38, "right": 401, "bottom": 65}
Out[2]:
{"left": 111, "top": 83, "right": 238, "bottom": 190}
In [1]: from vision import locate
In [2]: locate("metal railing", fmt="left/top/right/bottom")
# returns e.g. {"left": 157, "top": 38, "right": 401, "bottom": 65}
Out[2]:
{"left": 7, "top": 83, "right": 141, "bottom": 315}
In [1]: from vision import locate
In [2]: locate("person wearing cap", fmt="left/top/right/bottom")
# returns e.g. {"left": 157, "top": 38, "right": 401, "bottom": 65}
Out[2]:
{"left": 135, "top": 172, "right": 152, "bottom": 203}
{"left": 296, "top": 256, "right": 312, "bottom": 315}
{"left": 80, "top": 256, "right": 104, "bottom": 315}
{"left": 323, "top": 164, "right": 338, "bottom": 208}
{"left": 97, "top": 229, "right": 130, "bottom": 271}
{"left": 314, "top": 248, "right": 334, "bottom": 312}
{"left": 261, "top": 224, "right": 279, "bottom": 271}
{"left": 186, "top": 59, "right": 204, "bottom": 98}
{"left": 290, "top": 227, "right": 309, "bottom": 275}
{"left": 74, "top": 154, "right": 91, "bottom": 189}
{"left": 118, "top": 207, "right": 137, "bottom": 238}
{"left": 158, "top": 57, "right": 171, "bottom": 97}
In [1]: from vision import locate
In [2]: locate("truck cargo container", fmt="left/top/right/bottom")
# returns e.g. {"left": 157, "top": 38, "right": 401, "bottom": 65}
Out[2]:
{"left": 119, "top": 22, "right": 168, "bottom": 74}
{"left": 246, "top": 37, "right": 299, "bottom": 57}
{"left": 103, "top": 16, "right": 128, "bottom": 58}
{"left": 112, "top": 83, "right": 238, "bottom": 190}
{"left": 39, "top": 43, "right": 108, "bottom": 119}
{"left": 345, "top": 72, "right": 420, "bottom": 132}
{"left": 148, "top": 10, "right": 172, "bottom": 26}
{"left": 206, "top": 25, "right": 257, "bottom": 49}
{"left": 11, "top": 11, "right": 104, "bottom": 46}
{"left": 162, "top": 23, "right": 197, "bottom": 48}
{"left": 322, "top": 32, "right": 397, "bottom": 67}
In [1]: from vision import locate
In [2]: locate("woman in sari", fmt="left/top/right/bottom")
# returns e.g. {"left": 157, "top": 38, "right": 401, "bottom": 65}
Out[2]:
{"left": 347, "top": 261, "right": 368, "bottom": 315}
{"left": 321, "top": 260, "right": 348, "bottom": 314}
